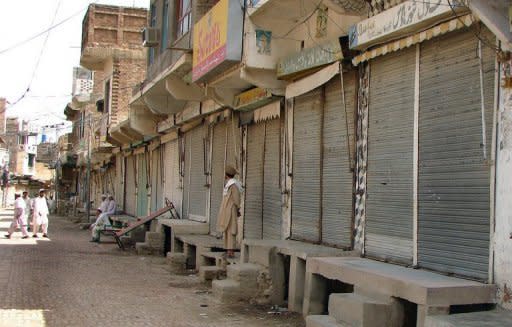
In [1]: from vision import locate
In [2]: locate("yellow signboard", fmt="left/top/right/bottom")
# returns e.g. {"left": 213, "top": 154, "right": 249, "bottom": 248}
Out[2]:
{"left": 192, "top": 0, "right": 229, "bottom": 82}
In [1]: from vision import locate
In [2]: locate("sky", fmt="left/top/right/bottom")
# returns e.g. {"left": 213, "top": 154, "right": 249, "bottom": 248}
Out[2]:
{"left": 0, "top": 0, "right": 149, "bottom": 138}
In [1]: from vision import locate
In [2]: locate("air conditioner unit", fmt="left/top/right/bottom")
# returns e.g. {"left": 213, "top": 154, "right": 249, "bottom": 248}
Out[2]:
{"left": 142, "top": 27, "right": 160, "bottom": 47}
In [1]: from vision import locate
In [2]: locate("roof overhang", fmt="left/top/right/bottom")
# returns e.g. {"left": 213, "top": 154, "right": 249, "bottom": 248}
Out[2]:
{"left": 130, "top": 53, "right": 204, "bottom": 115}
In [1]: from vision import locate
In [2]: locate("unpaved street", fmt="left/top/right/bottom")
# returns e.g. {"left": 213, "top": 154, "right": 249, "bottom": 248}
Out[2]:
{"left": 0, "top": 210, "right": 304, "bottom": 327}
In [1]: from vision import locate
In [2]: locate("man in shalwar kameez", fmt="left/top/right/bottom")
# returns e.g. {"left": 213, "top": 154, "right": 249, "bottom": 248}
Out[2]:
{"left": 216, "top": 166, "right": 242, "bottom": 258}
{"left": 90, "top": 195, "right": 116, "bottom": 242}
{"left": 32, "top": 189, "right": 50, "bottom": 238}
{"left": 4, "top": 193, "right": 29, "bottom": 239}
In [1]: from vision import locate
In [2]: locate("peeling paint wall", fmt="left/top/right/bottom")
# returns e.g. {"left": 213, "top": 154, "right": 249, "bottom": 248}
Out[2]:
{"left": 495, "top": 80, "right": 512, "bottom": 310}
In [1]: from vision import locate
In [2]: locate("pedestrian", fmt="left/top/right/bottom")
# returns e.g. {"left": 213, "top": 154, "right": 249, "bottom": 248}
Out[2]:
{"left": 22, "top": 191, "right": 32, "bottom": 231}
{"left": 216, "top": 165, "right": 242, "bottom": 258}
{"left": 4, "top": 193, "right": 29, "bottom": 239}
{"left": 90, "top": 195, "right": 116, "bottom": 243}
{"left": 32, "top": 189, "right": 50, "bottom": 238}
{"left": 96, "top": 194, "right": 108, "bottom": 218}
{"left": 1, "top": 166, "right": 9, "bottom": 208}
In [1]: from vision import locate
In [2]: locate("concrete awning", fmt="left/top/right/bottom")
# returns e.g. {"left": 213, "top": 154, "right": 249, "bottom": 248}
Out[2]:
{"left": 109, "top": 119, "right": 143, "bottom": 145}
{"left": 130, "top": 53, "right": 203, "bottom": 115}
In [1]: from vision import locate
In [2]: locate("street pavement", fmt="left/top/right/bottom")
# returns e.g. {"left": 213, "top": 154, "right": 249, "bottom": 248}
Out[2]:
{"left": 0, "top": 209, "right": 305, "bottom": 327}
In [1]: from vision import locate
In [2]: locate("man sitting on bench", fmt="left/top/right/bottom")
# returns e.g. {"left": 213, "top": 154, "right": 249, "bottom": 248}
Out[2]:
{"left": 90, "top": 195, "right": 116, "bottom": 243}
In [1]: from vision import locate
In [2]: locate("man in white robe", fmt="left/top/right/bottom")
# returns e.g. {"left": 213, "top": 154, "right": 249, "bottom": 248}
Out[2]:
{"left": 5, "top": 193, "right": 29, "bottom": 239}
{"left": 22, "top": 191, "right": 32, "bottom": 231}
{"left": 90, "top": 195, "right": 116, "bottom": 242}
{"left": 32, "top": 189, "right": 50, "bottom": 238}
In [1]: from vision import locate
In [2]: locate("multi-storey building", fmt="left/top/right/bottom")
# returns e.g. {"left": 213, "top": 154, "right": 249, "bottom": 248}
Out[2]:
{"left": 59, "top": 1, "right": 512, "bottom": 324}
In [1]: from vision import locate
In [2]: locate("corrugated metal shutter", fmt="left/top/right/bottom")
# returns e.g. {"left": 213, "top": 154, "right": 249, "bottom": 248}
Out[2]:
{"left": 137, "top": 153, "right": 148, "bottom": 217}
{"left": 226, "top": 118, "right": 237, "bottom": 167}
{"left": 244, "top": 123, "right": 265, "bottom": 239}
{"left": 210, "top": 121, "right": 227, "bottom": 234}
{"left": 125, "top": 155, "right": 137, "bottom": 216}
{"left": 291, "top": 88, "right": 322, "bottom": 242}
{"left": 365, "top": 47, "right": 415, "bottom": 264}
{"left": 150, "top": 147, "right": 162, "bottom": 212}
{"left": 163, "top": 140, "right": 181, "bottom": 216}
{"left": 184, "top": 125, "right": 207, "bottom": 222}
{"left": 115, "top": 153, "right": 124, "bottom": 209}
{"left": 262, "top": 118, "right": 281, "bottom": 240}
{"left": 418, "top": 29, "right": 494, "bottom": 280}
{"left": 322, "top": 73, "right": 356, "bottom": 247}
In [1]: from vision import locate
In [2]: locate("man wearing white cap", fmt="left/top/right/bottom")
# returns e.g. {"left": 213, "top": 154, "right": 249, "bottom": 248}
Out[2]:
{"left": 4, "top": 193, "right": 29, "bottom": 239}
{"left": 97, "top": 194, "right": 109, "bottom": 217}
{"left": 32, "top": 189, "right": 50, "bottom": 238}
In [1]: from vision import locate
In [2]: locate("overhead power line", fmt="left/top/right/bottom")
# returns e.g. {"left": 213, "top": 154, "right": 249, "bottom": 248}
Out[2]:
{"left": 0, "top": 5, "right": 87, "bottom": 56}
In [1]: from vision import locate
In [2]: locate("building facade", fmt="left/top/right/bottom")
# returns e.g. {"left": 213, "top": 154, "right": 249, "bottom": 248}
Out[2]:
{"left": 59, "top": 0, "right": 512, "bottom": 324}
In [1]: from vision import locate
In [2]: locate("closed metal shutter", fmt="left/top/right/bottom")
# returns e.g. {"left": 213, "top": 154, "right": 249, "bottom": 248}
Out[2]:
{"left": 226, "top": 118, "right": 237, "bottom": 167}
{"left": 115, "top": 153, "right": 124, "bottom": 209}
{"left": 291, "top": 89, "right": 322, "bottom": 242}
{"left": 210, "top": 121, "right": 227, "bottom": 233}
{"left": 244, "top": 123, "right": 265, "bottom": 239}
{"left": 365, "top": 47, "right": 416, "bottom": 264}
{"left": 322, "top": 73, "right": 356, "bottom": 247}
{"left": 137, "top": 153, "right": 148, "bottom": 217}
{"left": 163, "top": 140, "right": 181, "bottom": 216}
{"left": 418, "top": 29, "right": 494, "bottom": 280}
{"left": 262, "top": 118, "right": 281, "bottom": 240}
{"left": 125, "top": 155, "right": 137, "bottom": 216}
{"left": 150, "top": 147, "right": 162, "bottom": 212}
{"left": 184, "top": 125, "right": 207, "bottom": 222}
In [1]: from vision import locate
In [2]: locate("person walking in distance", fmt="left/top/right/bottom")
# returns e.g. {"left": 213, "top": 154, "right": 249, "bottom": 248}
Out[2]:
{"left": 216, "top": 165, "right": 242, "bottom": 258}
{"left": 32, "top": 189, "right": 50, "bottom": 238}
{"left": 22, "top": 191, "right": 32, "bottom": 231}
{"left": 4, "top": 193, "right": 29, "bottom": 239}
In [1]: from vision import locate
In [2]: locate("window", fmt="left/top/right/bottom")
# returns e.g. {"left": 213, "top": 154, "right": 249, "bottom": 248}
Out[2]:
{"left": 149, "top": 4, "right": 157, "bottom": 65}
{"left": 176, "top": 0, "right": 191, "bottom": 39}
{"left": 161, "top": 0, "right": 169, "bottom": 53}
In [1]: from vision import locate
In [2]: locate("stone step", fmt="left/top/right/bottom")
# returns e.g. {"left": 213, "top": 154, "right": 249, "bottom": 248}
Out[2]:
{"left": 226, "top": 263, "right": 260, "bottom": 283}
{"left": 198, "top": 265, "right": 226, "bottom": 282}
{"left": 212, "top": 279, "right": 244, "bottom": 302}
{"left": 145, "top": 231, "right": 163, "bottom": 247}
{"left": 306, "top": 315, "right": 350, "bottom": 327}
{"left": 328, "top": 293, "right": 402, "bottom": 327}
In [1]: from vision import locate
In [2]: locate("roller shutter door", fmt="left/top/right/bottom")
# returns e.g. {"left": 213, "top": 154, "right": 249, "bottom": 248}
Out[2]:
{"left": 322, "top": 73, "right": 356, "bottom": 248}
{"left": 291, "top": 89, "right": 322, "bottom": 242}
{"left": 150, "top": 147, "right": 162, "bottom": 212}
{"left": 244, "top": 123, "right": 265, "bottom": 239}
{"left": 365, "top": 47, "right": 415, "bottom": 264}
{"left": 184, "top": 125, "right": 207, "bottom": 222}
{"left": 163, "top": 140, "right": 182, "bottom": 217}
{"left": 124, "top": 155, "right": 137, "bottom": 216}
{"left": 137, "top": 153, "right": 148, "bottom": 217}
{"left": 418, "top": 29, "right": 494, "bottom": 280}
{"left": 262, "top": 119, "right": 281, "bottom": 239}
{"left": 210, "top": 121, "right": 228, "bottom": 234}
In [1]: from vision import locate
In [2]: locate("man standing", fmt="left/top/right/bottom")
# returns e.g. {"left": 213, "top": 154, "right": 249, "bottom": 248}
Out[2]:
{"left": 32, "top": 189, "right": 50, "bottom": 238}
{"left": 216, "top": 166, "right": 242, "bottom": 258}
{"left": 90, "top": 195, "right": 116, "bottom": 242}
{"left": 4, "top": 193, "right": 29, "bottom": 239}
{"left": 22, "top": 191, "right": 32, "bottom": 231}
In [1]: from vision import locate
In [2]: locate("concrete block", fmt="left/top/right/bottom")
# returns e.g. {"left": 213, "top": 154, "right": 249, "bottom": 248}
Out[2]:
{"left": 212, "top": 279, "right": 244, "bottom": 302}
{"left": 289, "top": 256, "right": 307, "bottom": 313}
{"left": 306, "top": 315, "right": 348, "bottom": 327}
{"left": 226, "top": 263, "right": 260, "bottom": 282}
{"left": 303, "top": 272, "right": 328, "bottom": 317}
{"left": 328, "top": 293, "right": 395, "bottom": 327}
{"left": 199, "top": 266, "right": 225, "bottom": 282}
{"left": 247, "top": 245, "right": 272, "bottom": 267}
{"left": 417, "top": 305, "right": 450, "bottom": 327}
